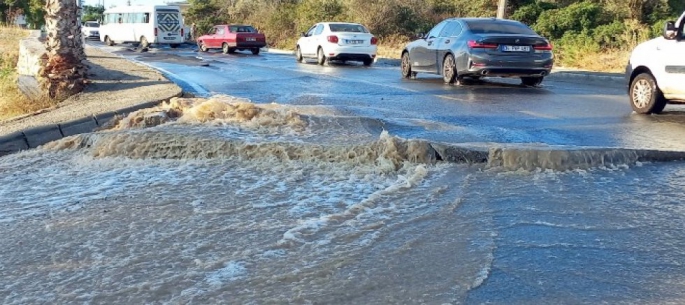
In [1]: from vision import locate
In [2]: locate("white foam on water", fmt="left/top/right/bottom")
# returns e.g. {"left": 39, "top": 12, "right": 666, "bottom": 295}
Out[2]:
{"left": 205, "top": 261, "right": 248, "bottom": 286}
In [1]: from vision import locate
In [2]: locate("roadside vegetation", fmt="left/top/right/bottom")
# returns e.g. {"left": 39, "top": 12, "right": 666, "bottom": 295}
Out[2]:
{"left": 0, "top": 26, "right": 54, "bottom": 121}
{"left": 185, "top": 0, "right": 684, "bottom": 72}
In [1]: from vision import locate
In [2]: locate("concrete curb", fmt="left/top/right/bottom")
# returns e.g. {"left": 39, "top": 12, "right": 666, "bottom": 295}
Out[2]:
{"left": 0, "top": 96, "right": 180, "bottom": 158}
{"left": 429, "top": 141, "right": 685, "bottom": 171}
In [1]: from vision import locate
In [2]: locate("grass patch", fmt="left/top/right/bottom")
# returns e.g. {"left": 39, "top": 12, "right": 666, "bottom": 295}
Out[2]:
{"left": 0, "top": 26, "right": 55, "bottom": 121}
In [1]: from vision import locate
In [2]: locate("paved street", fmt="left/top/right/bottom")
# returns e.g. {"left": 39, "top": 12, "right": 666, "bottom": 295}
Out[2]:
{"left": 103, "top": 43, "right": 685, "bottom": 151}
{"left": 1, "top": 43, "right": 684, "bottom": 304}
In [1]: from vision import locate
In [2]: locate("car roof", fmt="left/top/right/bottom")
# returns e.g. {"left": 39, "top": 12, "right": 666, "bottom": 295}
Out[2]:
{"left": 321, "top": 22, "right": 363, "bottom": 26}
{"left": 445, "top": 17, "right": 523, "bottom": 24}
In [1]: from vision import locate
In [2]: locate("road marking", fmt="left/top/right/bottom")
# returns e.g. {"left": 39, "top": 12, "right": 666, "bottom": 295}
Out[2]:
{"left": 518, "top": 110, "right": 559, "bottom": 119}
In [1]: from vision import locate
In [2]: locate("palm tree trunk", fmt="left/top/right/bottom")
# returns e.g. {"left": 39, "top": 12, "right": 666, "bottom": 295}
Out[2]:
{"left": 40, "top": 0, "right": 87, "bottom": 100}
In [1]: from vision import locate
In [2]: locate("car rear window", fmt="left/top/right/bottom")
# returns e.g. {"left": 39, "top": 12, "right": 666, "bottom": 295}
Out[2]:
{"left": 329, "top": 24, "right": 369, "bottom": 33}
{"left": 85, "top": 22, "right": 99, "bottom": 28}
{"left": 464, "top": 20, "right": 535, "bottom": 35}
{"left": 229, "top": 26, "right": 256, "bottom": 33}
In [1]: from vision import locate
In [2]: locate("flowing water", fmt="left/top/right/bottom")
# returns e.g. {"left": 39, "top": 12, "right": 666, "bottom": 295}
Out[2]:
{"left": 1, "top": 96, "right": 685, "bottom": 304}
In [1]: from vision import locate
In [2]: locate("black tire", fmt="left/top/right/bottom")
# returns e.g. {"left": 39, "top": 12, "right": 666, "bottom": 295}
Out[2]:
{"left": 363, "top": 58, "right": 373, "bottom": 66}
{"left": 105, "top": 36, "right": 114, "bottom": 46}
{"left": 521, "top": 76, "right": 544, "bottom": 86}
{"left": 251, "top": 48, "right": 260, "bottom": 55}
{"left": 170, "top": 44, "right": 180, "bottom": 49}
{"left": 296, "top": 46, "right": 305, "bottom": 63}
{"left": 401, "top": 52, "right": 413, "bottom": 78}
{"left": 222, "top": 43, "right": 229, "bottom": 54}
{"left": 140, "top": 36, "right": 149, "bottom": 49}
{"left": 442, "top": 54, "right": 457, "bottom": 84}
{"left": 199, "top": 42, "right": 208, "bottom": 52}
{"left": 630, "top": 73, "right": 668, "bottom": 114}
{"left": 317, "top": 47, "right": 327, "bottom": 66}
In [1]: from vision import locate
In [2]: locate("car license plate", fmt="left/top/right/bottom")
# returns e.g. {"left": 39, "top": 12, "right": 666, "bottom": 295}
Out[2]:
{"left": 346, "top": 40, "right": 364, "bottom": 44}
{"left": 502, "top": 45, "right": 530, "bottom": 52}
{"left": 246, "top": 37, "right": 256, "bottom": 41}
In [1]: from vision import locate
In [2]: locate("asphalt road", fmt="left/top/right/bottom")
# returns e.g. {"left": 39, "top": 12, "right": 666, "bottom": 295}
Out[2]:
{"left": 96, "top": 42, "right": 685, "bottom": 152}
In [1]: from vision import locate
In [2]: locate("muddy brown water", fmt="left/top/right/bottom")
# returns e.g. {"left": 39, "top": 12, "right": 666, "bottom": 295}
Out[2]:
{"left": 1, "top": 96, "right": 684, "bottom": 304}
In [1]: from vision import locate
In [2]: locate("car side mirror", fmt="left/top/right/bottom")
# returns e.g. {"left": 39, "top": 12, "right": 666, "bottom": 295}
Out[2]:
{"left": 663, "top": 21, "right": 677, "bottom": 40}
{"left": 416, "top": 32, "right": 425, "bottom": 39}
{"left": 301, "top": 32, "right": 306, "bottom": 37}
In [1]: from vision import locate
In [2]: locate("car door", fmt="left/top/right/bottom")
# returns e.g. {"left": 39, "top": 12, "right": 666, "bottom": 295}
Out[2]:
{"left": 659, "top": 18, "right": 685, "bottom": 98}
{"left": 309, "top": 24, "right": 325, "bottom": 55}
{"left": 411, "top": 20, "right": 447, "bottom": 72}
{"left": 300, "top": 25, "right": 318, "bottom": 56}
{"left": 433, "top": 21, "right": 464, "bottom": 74}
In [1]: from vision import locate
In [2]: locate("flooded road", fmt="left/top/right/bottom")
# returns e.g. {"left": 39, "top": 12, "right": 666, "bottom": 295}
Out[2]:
{"left": 1, "top": 96, "right": 685, "bottom": 304}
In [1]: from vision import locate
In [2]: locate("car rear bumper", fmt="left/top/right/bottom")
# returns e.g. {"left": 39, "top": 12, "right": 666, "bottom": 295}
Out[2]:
{"left": 464, "top": 55, "right": 553, "bottom": 77}
{"left": 325, "top": 45, "right": 377, "bottom": 60}
{"left": 229, "top": 42, "right": 267, "bottom": 48}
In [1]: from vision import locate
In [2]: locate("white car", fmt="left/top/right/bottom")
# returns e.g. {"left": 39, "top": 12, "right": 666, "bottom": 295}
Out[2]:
{"left": 626, "top": 10, "right": 685, "bottom": 114}
{"left": 295, "top": 22, "right": 378, "bottom": 66}
{"left": 81, "top": 21, "right": 100, "bottom": 40}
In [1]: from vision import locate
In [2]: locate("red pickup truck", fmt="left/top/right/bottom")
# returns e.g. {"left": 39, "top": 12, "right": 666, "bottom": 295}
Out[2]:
{"left": 197, "top": 24, "right": 267, "bottom": 55}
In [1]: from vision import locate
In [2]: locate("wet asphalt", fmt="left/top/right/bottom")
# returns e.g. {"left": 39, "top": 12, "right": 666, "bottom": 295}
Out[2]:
{"left": 79, "top": 42, "right": 685, "bottom": 304}
{"left": 93, "top": 42, "right": 685, "bottom": 152}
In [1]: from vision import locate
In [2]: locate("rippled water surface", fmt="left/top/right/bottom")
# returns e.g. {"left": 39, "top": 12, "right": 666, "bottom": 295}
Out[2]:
{"left": 1, "top": 96, "right": 684, "bottom": 304}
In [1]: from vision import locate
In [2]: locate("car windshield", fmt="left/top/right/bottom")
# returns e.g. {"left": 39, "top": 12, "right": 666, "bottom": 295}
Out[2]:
{"left": 85, "top": 22, "right": 99, "bottom": 28}
{"left": 329, "top": 23, "right": 369, "bottom": 33}
{"left": 229, "top": 26, "right": 256, "bottom": 33}
{"left": 465, "top": 20, "right": 535, "bottom": 35}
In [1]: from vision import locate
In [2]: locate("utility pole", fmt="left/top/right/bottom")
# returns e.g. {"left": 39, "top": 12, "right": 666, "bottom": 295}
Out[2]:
{"left": 497, "top": 0, "right": 507, "bottom": 19}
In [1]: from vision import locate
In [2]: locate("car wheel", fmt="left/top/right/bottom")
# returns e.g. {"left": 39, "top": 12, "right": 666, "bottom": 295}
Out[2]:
{"left": 317, "top": 47, "right": 327, "bottom": 66}
{"left": 630, "top": 73, "right": 668, "bottom": 114}
{"left": 251, "top": 48, "right": 260, "bottom": 55}
{"left": 222, "top": 43, "right": 229, "bottom": 54}
{"left": 363, "top": 58, "right": 374, "bottom": 66}
{"left": 296, "top": 46, "right": 305, "bottom": 63}
{"left": 401, "top": 52, "right": 413, "bottom": 79}
{"left": 140, "top": 36, "right": 149, "bottom": 49}
{"left": 521, "top": 76, "right": 543, "bottom": 86}
{"left": 199, "top": 42, "right": 208, "bottom": 52}
{"left": 442, "top": 54, "right": 457, "bottom": 84}
{"left": 105, "top": 36, "right": 114, "bottom": 46}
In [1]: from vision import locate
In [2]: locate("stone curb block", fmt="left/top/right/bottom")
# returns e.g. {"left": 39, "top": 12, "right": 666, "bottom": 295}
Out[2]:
{"left": 0, "top": 93, "right": 182, "bottom": 158}
{"left": 60, "top": 116, "right": 99, "bottom": 137}
{"left": 430, "top": 142, "right": 685, "bottom": 170}
{"left": 23, "top": 124, "right": 63, "bottom": 149}
{"left": 0, "top": 131, "right": 29, "bottom": 155}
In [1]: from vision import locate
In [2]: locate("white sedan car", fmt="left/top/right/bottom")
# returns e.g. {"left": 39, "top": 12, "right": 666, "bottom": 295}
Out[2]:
{"left": 81, "top": 21, "right": 100, "bottom": 40}
{"left": 296, "top": 22, "right": 378, "bottom": 66}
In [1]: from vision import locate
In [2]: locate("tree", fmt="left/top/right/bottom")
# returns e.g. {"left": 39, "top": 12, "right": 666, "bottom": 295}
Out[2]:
{"left": 82, "top": 4, "right": 104, "bottom": 22}
{"left": 40, "top": 0, "right": 87, "bottom": 100}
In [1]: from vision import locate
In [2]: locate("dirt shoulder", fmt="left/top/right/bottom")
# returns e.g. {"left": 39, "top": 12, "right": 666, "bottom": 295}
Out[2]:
{"left": 0, "top": 45, "right": 182, "bottom": 136}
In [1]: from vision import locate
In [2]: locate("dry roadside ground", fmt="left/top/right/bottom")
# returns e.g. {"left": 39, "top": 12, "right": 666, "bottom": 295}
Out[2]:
{"left": 0, "top": 27, "right": 39, "bottom": 118}
{"left": 0, "top": 45, "right": 182, "bottom": 136}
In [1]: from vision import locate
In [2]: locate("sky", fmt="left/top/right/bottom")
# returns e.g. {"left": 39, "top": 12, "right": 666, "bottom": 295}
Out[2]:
{"left": 84, "top": 0, "right": 170, "bottom": 8}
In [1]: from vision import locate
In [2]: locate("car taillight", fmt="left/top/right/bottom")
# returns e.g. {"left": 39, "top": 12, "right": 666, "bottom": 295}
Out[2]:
{"left": 327, "top": 35, "right": 339, "bottom": 43}
{"left": 371, "top": 37, "right": 378, "bottom": 45}
{"left": 468, "top": 40, "right": 498, "bottom": 49}
{"left": 154, "top": 27, "right": 158, "bottom": 36}
{"left": 534, "top": 43, "right": 553, "bottom": 51}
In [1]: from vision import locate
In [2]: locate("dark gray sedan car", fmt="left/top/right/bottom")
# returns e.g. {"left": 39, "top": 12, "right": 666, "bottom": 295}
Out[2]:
{"left": 401, "top": 18, "right": 554, "bottom": 86}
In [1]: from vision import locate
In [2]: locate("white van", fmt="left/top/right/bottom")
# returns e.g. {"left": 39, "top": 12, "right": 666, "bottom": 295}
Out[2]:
{"left": 626, "top": 11, "right": 685, "bottom": 114}
{"left": 99, "top": 5, "right": 185, "bottom": 48}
